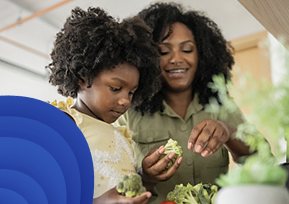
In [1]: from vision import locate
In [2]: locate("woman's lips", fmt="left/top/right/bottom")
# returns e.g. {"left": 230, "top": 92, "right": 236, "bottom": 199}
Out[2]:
{"left": 165, "top": 68, "right": 188, "bottom": 78}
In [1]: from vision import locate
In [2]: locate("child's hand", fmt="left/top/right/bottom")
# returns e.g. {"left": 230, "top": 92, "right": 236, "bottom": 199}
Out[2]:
{"left": 93, "top": 187, "right": 151, "bottom": 204}
{"left": 141, "top": 146, "right": 182, "bottom": 190}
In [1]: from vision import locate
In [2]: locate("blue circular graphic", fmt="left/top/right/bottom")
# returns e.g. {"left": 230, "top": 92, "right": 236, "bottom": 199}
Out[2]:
{"left": 0, "top": 188, "right": 29, "bottom": 204}
{"left": 0, "top": 169, "right": 48, "bottom": 204}
{"left": 0, "top": 96, "right": 94, "bottom": 204}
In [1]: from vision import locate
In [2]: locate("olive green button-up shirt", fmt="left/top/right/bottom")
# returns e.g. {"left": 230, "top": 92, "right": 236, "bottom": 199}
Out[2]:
{"left": 115, "top": 95, "right": 245, "bottom": 203}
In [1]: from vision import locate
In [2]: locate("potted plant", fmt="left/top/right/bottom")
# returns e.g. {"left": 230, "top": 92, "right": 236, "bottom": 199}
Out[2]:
{"left": 205, "top": 50, "right": 289, "bottom": 203}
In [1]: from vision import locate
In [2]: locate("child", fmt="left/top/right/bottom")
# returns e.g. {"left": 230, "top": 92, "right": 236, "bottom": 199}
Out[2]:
{"left": 46, "top": 7, "right": 182, "bottom": 203}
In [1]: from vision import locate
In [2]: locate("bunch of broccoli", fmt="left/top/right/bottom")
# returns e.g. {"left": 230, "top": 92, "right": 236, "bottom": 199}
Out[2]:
{"left": 116, "top": 173, "right": 146, "bottom": 197}
{"left": 166, "top": 183, "right": 218, "bottom": 204}
{"left": 161, "top": 138, "right": 183, "bottom": 170}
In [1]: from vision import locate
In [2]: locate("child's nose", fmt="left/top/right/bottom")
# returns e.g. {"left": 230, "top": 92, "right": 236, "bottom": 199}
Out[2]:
{"left": 118, "top": 95, "right": 130, "bottom": 107}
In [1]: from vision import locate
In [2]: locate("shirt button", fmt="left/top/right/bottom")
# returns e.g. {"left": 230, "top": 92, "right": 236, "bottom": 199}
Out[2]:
{"left": 180, "top": 125, "right": 187, "bottom": 131}
{"left": 146, "top": 137, "right": 153, "bottom": 142}
{"left": 186, "top": 158, "right": 193, "bottom": 166}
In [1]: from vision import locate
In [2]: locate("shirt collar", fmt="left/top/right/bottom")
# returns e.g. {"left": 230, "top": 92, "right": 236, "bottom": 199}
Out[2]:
{"left": 160, "top": 93, "right": 204, "bottom": 119}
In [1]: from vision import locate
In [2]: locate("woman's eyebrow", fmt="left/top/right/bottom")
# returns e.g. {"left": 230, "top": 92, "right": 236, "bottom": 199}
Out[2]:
{"left": 159, "top": 42, "right": 171, "bottom": 46}
{"left": 160, "top": 40, "right": 195, "bottom": 46}
{"left": 180, "top": 40, "right": 195, "bottom": 45}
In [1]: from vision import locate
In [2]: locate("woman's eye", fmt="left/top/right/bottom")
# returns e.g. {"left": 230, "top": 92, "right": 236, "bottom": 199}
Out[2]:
{"left": 158, "top": 46, "right": 170, "bottom": 55}
{"left": 129, "top": 91, "right": 135, "bottom": 96}
{"left": 183, "top": 50, "right": 193, "bottom": 53}
{"left": 159, "top": 51, "right": 169, "bottom": 55}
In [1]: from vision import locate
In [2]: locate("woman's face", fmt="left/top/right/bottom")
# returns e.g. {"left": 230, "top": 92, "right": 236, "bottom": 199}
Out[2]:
{"left": 159, "top": 22, "right": 198, "bottom": 93}
{"left": 78, "top": 62, "right": 139, "bottom": 123}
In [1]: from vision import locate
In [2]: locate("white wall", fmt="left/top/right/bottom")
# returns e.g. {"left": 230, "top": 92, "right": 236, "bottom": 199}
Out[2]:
{"left": 268, "top": 34, "right": 288, "bottom": 163}
{"left": 269, "top": 33, "right": 288, "bottom": 85}
{"left": 1, "top": 33, "right": 286, "bottom": 103}
{"left": 0, "top": 60, "right": 66, "bottom": 102}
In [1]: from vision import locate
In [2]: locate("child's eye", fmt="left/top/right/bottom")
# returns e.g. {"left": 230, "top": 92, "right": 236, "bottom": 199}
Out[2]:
{"left": 110, "top": 87, "right": 121, "bottom": 92}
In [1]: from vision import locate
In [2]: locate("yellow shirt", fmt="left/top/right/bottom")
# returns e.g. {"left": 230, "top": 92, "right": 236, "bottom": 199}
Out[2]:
{"left": 49, "top": 98, "right": 137, "bottom": 198}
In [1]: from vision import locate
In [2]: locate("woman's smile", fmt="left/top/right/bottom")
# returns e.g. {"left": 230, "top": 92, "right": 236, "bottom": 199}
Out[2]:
{"left": 165, "top": 68, "right": 189, "bottom": 78}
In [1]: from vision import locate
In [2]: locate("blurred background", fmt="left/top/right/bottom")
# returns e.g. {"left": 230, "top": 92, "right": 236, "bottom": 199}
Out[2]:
{"left": 0, "top": 0, "right": 276, "bottom": 101}
{"left": 0, "top": 0, "right": 288, "bottom": 165}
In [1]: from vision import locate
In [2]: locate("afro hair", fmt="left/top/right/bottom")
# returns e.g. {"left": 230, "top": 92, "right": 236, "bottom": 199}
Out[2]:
{"left": 134, "top": 2, "right": 235, "bottom": 114}
{"left": 46, "top": 7, "right": 161, "bottom": 107}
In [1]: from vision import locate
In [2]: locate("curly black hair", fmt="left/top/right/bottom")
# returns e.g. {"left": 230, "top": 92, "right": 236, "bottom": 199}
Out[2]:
{"left": 46, "top": 7, "right": 161, "bottom": 107}
{"left": 134, "top": 2, "right": 235, "bottom": 114}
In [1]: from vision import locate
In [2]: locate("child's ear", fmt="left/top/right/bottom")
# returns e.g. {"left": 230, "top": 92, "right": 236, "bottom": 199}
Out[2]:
{"left": 78, "top": 79, "right": 87, "bottom": 89}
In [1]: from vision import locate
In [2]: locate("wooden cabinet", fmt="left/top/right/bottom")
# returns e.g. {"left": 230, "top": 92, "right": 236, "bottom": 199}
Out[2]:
{"left": 229, "top": 31, "right": 271, "bottom": 114}
{"left": 231, "top": 31, "right": 271, "bottom": 84}
{"left": 228, "top": 31, "right": 272, "bottom": 169}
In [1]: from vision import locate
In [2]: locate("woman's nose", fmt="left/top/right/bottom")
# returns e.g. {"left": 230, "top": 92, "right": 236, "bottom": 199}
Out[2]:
{"left": 170, "top": 51, "right": 183, "bottom": 65}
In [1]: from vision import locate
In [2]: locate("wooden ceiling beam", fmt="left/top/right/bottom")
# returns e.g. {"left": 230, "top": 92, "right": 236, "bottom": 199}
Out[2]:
{"left": 0, "top": 0, "right": 73, "bottom": 33}
{"left": 238, "top": 0, "right": 289, "bottom": 47}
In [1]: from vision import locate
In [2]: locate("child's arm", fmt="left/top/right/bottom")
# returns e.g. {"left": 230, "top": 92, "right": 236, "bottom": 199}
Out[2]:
{"left": 93, "top": 187, "right": 151, "bottom": 204}
{"left": 139, "top": 146, "right": 182, "bottom": 191}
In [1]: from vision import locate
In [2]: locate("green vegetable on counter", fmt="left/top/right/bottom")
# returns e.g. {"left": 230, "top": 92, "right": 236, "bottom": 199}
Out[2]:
{"left": 161, "top": 138, "right": 183, "bottom": 170}
{"left": 166, "top": 183, "right": 218, "bottom": 204}
{"left": 198, "top": 183, "right": 218, "bottom": 204}
{"left": 116, "top": 173, "right": 146, "bottom": 197}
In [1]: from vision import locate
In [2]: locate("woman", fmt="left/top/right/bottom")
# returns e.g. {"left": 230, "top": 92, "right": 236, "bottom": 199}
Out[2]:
{"left": 115, "top": 2, "right": 252, "bottom": 203}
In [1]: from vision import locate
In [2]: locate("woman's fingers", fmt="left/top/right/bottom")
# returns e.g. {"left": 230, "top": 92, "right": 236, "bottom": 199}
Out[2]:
{"left": 201, "top": 131, "right": 224, "bottom": 157}
{"left": 160, "top": 156, "right": 182, "bottom": 180}
{"left": 142, "top": 145, "right": 165, "bottom": 169}
{"left": 188, "top": 120, "right": 206, "bottom": 149}
{"left": 145, "top": 151, "right": 175, "bottom": 175}
{"left": 142, "top": 145, "right": 182, "bottom": 184}
{"left": 151, "top": 156, "right": 182, "bottom": 181}
{"left": 189, "top": 119, "right": 216, "bottom": 153}
{"left": 188, "top": 119, "right": 231, "bottom": 157}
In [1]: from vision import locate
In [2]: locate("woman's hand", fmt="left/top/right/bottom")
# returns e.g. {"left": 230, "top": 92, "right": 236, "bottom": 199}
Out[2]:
{"left": 187, "top": 119, "right": 235, "bottom": 157}
{"left": 141, "top": 146, "right": 182, "bottom": 190}
{"left": 93, "top": 187, "right": 151, "bottom": 204}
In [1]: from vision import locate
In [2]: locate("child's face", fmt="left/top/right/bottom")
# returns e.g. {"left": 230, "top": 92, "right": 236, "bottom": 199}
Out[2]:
{"left": 78, "top": 62, "right": 139, "bottom": 123}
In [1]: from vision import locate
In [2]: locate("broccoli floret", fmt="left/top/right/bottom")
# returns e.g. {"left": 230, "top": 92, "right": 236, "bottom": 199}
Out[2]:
{"left": 166, "top": 184, "right": 186, "bottom": 203}
{"left": 161, "top": 139, "right": 183, "bottom": 170}
{"left": 166, "top": 183, "right": 198, "bottom": 204}
{"left": 198, "top": 183, "right": 218, "bottom": 204}
{"left": 116, "top": 173, "right": 146, "bottom": 197}
{"left": 166, "top": 183, "right": 218, "bottom": 204}
{"left": 208, "top": 184, "right": 218, "bottom": 204}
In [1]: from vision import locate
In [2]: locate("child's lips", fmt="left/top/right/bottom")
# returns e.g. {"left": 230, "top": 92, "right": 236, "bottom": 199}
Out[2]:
{"left": 111, "top": 110, "right": 124, "bottom": 118}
